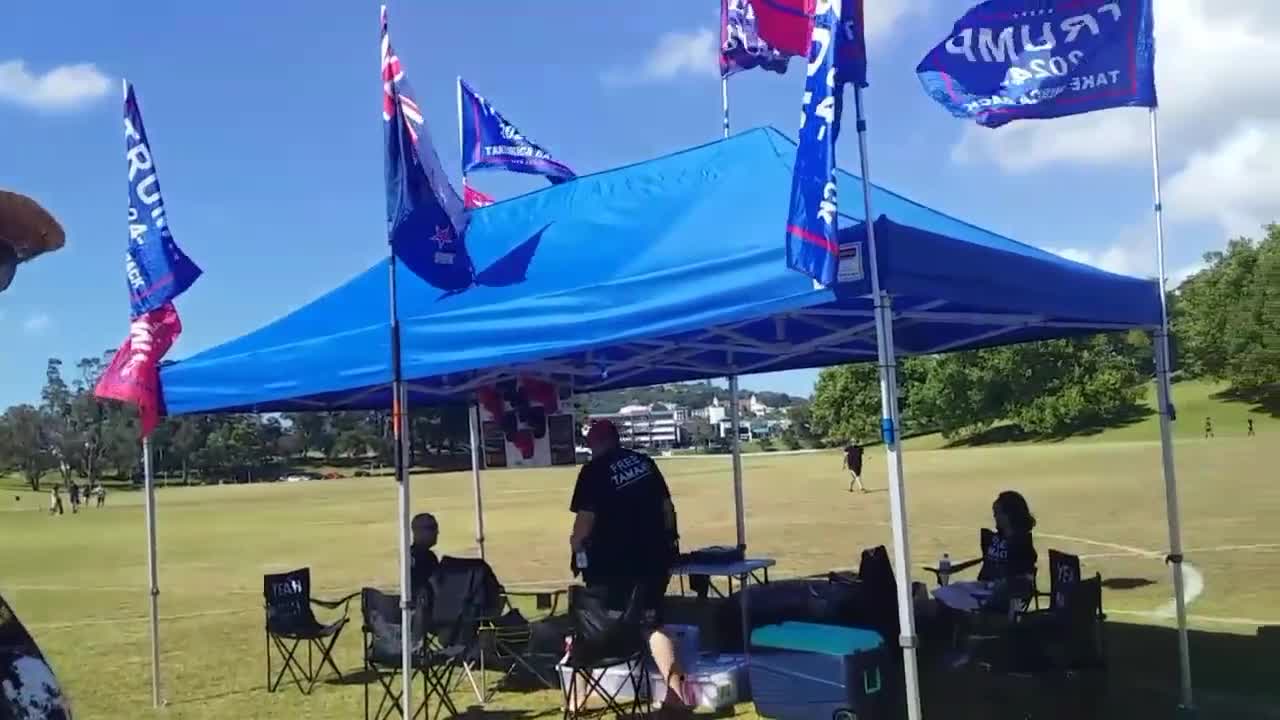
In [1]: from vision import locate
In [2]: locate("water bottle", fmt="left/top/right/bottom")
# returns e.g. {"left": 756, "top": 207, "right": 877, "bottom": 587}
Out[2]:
{"left": 575, "top": 549, "right": 589, "bottom": 571}
{"left": 938, "top": 553, "right": 951, "bottom": 587}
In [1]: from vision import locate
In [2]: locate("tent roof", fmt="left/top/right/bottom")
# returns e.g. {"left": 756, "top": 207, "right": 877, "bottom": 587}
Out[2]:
{"left": 159, "top": 127, "right": 1161, "bottom": 415}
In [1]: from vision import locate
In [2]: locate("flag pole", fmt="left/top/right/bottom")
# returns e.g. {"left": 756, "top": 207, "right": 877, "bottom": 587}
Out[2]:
{"left": 384, "top": 31, "right": 413, "bottom": 714}
{"left": 1149, "top": 106, "right": 1195, "bottom": 715}
{"left": 469, "top": 403, "right": 487, "bottom": 560}
{"left": 457, "top": 76, "right": 487, "bottom": 561}
{"left": 457, "top": 76, "right": 467, "bottom": 194}
{"left": 142, "top": 435, "right": 162, "bottom": 708}
{"left": 388, "top": 230, "right": 413, "bottom": 715}
{"left": 721, "top": 76, "right": 731, "bottom": 140}
{"left": 854, "top": 83, "right": 923, "bottom": 720}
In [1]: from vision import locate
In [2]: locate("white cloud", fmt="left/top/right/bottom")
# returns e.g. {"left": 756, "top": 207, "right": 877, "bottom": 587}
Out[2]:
{"left": 0, "top": 60, "right": 111, "bottom": 111}
{"left": 1165, "top": 121, "right": 1280, "bottom": 240}
{"left": 601, "top": 29, "right": 719, "bottom": 87}
{"left": 865, "top": 0, "right": 930, "bottom": 45}
{"left": 22, "top": 312, "right": 51, "bottom": 334}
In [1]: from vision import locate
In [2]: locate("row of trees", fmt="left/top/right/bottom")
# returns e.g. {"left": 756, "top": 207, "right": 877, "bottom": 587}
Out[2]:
{"left": 810, "top": 224, "right": 1278, "bottom": 443}
{"left": 0, "top": 354, "right": 477, "bottom": 491}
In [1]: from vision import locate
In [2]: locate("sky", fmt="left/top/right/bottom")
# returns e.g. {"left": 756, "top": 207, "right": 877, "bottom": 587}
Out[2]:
{"left": 2, "top": 1, "right": 1277, "bottom": 410}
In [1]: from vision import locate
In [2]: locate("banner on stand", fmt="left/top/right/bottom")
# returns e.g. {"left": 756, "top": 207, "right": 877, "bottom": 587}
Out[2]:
{"left": 476, "top": 376, "right": 576, "bottom": 468}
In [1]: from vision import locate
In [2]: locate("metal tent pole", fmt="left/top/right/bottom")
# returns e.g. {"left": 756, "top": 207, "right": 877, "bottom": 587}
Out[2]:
{"left": 727, "top": 375, "right": 746, "bottom": 548}
{"left": 388, "top": 251, "right": 414, "bottom": 717}
{"left": 142, "top": 436, "right": 162, "bottom": 708}
{"left": 469, "top": 403, "right": 487, "bottom": 560}
{"left": 720, "top": 76, "right": 731, "bottom": 140}
{"left": 1149, "top": 107, "right": 1195, "bottom": 714}
{"left": 855, "top": 84, "right": 923, "bottom": 720}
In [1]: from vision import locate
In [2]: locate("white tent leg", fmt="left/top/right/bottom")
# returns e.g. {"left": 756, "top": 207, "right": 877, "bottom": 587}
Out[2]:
{"left": 469, "top": 403, "right": 487, "bottom": 561}
{"left": 727, "top": 374, "right": 751, "bottom": 659}
{"left": 728, "top": 375, "right": 746, "bottom": 547}
{"left": 395, "top": 383, "right": 413, "bottom": 716}
{"left": 1155, "top": 330, "right": 1195, "bottom": 712}
{"left": 142, "top": 437, "right": 162, "bottom": 708}
{"left": 875, "top": 293, "right": 924, "bottom": 720}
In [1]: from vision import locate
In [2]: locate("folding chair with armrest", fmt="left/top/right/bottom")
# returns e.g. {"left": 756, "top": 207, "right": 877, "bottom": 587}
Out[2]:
{"left": 360, "top": 587, "right": 463, "bottom": 720}
{"left": 560, "top": 584, "right": 655, "bottom": 719}
{"left": 263, "top": 567, "right": 357, "bottom": 694}
{"left": 472, "top": 587, "right": 569, "bottom": 703}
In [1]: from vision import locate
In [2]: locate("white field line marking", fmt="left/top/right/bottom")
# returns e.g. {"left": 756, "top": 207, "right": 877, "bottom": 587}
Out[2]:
{"left": 1108, "top": 608, "right": 1278, "bottom": 627}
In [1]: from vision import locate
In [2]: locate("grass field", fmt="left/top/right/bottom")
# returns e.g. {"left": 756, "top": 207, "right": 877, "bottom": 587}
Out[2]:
{"left": 3, "top": 382, "right": 1278, "bottom": 719}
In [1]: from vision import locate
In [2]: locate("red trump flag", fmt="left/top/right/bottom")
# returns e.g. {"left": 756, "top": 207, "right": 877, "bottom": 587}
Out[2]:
{"left": 95, "top": 302, "right": 182, "bottom": 438}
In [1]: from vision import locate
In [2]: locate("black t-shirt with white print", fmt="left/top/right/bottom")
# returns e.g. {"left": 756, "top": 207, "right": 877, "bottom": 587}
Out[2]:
{"left": 570, "top": 447, "right": 673, "bottom": 578}
{"left": 978, "top": 530, "right": 1037, "bottom": 583}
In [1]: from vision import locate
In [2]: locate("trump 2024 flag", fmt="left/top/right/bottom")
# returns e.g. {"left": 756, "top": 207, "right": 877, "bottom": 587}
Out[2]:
{"left": 916, "top": 0, "right": 1156, "bottom": 128}
{"left": 459, "top": 78, "right": 575, "bottom": 185}
{"left": 123, "top": 82, "right": 202, "bottom": 318}
{"left": 785, "top": 0, "right": 847, "bottom": 287}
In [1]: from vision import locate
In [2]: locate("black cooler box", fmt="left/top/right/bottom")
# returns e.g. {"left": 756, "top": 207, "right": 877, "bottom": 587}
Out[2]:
{"left": 750, "top": 621, "right": 891, "bottom": 720}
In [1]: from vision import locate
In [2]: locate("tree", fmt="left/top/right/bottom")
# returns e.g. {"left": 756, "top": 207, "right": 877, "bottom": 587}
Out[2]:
{"left": 0, "top": 405, "right": 56, "bottom": 490}
{"left": 911, "top": 335, "right": 1145, "bottom": 439}
{"left": 785, "top": 402, "right": 819, "bottom": 447}
{"left": 1175, "top": 225, "right": 1280, "bottom": 391}
{"left": 810, "top": 359, "right": 931, "bottom": 444}
{"left": 686, "top": 417, "right": 716, "bottom": 450}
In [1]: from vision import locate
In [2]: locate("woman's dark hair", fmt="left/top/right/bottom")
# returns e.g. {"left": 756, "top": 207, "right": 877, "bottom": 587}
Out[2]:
{"left": 994, "top": 490, "right": 1036, "bottom": 534}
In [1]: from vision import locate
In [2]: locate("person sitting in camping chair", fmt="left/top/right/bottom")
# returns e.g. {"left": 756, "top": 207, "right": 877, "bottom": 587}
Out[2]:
{"left": 925, "top": 491, "right": 1038, "bottom": 666}
{"left": 409, "top": 512, "right": 440, "bottom": 604}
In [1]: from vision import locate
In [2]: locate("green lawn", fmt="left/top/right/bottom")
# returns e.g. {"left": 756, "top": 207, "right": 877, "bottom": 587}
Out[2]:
{"left": 3, "top": 383, "right": 1279, "bottom": 719}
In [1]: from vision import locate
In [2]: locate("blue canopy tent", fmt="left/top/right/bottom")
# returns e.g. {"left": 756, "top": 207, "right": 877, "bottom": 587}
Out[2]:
{"left": 158, "top": 127, "right": 1188, "bottom": 715}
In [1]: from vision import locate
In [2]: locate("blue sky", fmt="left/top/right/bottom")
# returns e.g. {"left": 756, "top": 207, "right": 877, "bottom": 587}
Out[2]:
{"left": 2, "top": 1, "right": 1275, "bottom": 410}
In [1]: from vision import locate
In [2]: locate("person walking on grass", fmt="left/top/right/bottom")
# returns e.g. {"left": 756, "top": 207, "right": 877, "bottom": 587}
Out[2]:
{"left": 1204, "top": 416, "right": 1214, "bottom": 439}
{"left": 68, "top": 483, "right": 80, "bottom": 514}
{"left": 1248, "top": 418, "right": 1255, "bottom": 437}
{"left": 95, "top": 484, "right": 106, "bottom": 508}
{"left": 843, "top": 443, "right": 866, "bottom": 493}
{"left": 48, "top": 487, "right": 63, "bottom": 516}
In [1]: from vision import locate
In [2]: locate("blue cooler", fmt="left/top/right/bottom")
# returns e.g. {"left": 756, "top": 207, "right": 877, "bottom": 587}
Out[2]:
{"left": 749, "top": 622, "right": 889, "bottom": 720}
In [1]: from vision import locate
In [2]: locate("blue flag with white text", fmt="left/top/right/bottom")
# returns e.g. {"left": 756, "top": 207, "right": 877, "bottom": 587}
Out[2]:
{"left": 123, "top": 83, "right": 202, "bottom": 318}
{"left": 785, "top": 0, "right": 845, "bottom": 287}
{"left": 916, "top": 0, "right": 1156, "bottom": 128}
{"left": 382, "top": 7, "right": 474, "bottom": 292}
{"left": 459, "top": 79, "right": 575, "bottom": 184}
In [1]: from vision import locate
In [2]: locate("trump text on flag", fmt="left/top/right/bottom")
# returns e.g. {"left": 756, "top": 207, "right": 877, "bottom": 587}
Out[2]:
{"left": 916, "top": 0, "right": 1156, "bottom": 127}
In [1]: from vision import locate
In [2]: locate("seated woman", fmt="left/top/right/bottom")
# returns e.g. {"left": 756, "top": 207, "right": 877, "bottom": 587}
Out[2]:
{"left": 933, "top": 490, "right": 1038, "bottom": 614}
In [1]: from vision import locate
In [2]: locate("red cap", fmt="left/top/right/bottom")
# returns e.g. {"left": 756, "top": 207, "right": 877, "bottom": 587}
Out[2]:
{"left": 586, "top": 420, "right": 618, "bottom": 446}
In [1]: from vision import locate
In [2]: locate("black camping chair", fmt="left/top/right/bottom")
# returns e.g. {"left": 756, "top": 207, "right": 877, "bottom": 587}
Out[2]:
{"left": 560, "top": 584, "right": 655, "bottom": 719}
{"left": 360, "top": 587, "right": 463, "bottom": 720}
{"left": 263, "top": 567, "right": 356, "bottom": 694}
{"left": 424, "top": 557, "right": 501, "bottom": 706}
{"left": 473, "top": 586, "right": 569, "bottom": 702}
{"left": 1010, "top": 551, "right": 1108, "bottom": 673}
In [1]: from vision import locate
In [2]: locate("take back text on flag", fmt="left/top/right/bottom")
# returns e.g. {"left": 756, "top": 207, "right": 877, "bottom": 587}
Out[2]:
{"left": 916, "top": 0, "right": 1156, "bottom": 128}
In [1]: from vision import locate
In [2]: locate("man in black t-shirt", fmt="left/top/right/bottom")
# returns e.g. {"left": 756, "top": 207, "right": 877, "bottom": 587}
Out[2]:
{"left": 843, "top": 444, "right": 866, "bottom": 493}
{"left": 569, "top": 420, "right": 687, "bottom": 706}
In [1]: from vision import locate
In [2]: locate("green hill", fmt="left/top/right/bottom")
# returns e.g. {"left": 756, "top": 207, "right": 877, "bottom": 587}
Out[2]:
{"left": 903, "top": 379, "right": 1275, "bottom": 451}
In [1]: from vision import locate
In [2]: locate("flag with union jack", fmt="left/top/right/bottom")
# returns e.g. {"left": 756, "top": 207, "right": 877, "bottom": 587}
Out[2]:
{"left": 382, "top": 5, "right": 473, "bottom": 291}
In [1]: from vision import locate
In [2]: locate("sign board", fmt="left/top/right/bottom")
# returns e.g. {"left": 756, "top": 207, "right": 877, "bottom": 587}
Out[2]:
{"left": 476, "top": 376, "right": 576, "bottom": 468}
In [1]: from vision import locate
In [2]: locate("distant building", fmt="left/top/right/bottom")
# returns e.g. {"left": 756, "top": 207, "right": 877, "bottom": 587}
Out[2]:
{"left": 589, "top": 403, "right": 687, "bottom": 450}
{"left": 748, "top": 394, "right": 771, "bottom": 415}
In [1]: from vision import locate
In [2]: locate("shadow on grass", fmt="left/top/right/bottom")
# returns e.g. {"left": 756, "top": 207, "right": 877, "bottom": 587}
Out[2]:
{"left": 918, "top": 621, "right": 1280, "bottom": 720}
{"left": 1212, "top": 385, "right": 1280, "bottom": 419}
{"left": 1100, "top": 577, "right": 1157, "bottom": 591}
{"left": 943, "top": 404, "right": 1154, "bottom": 449}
